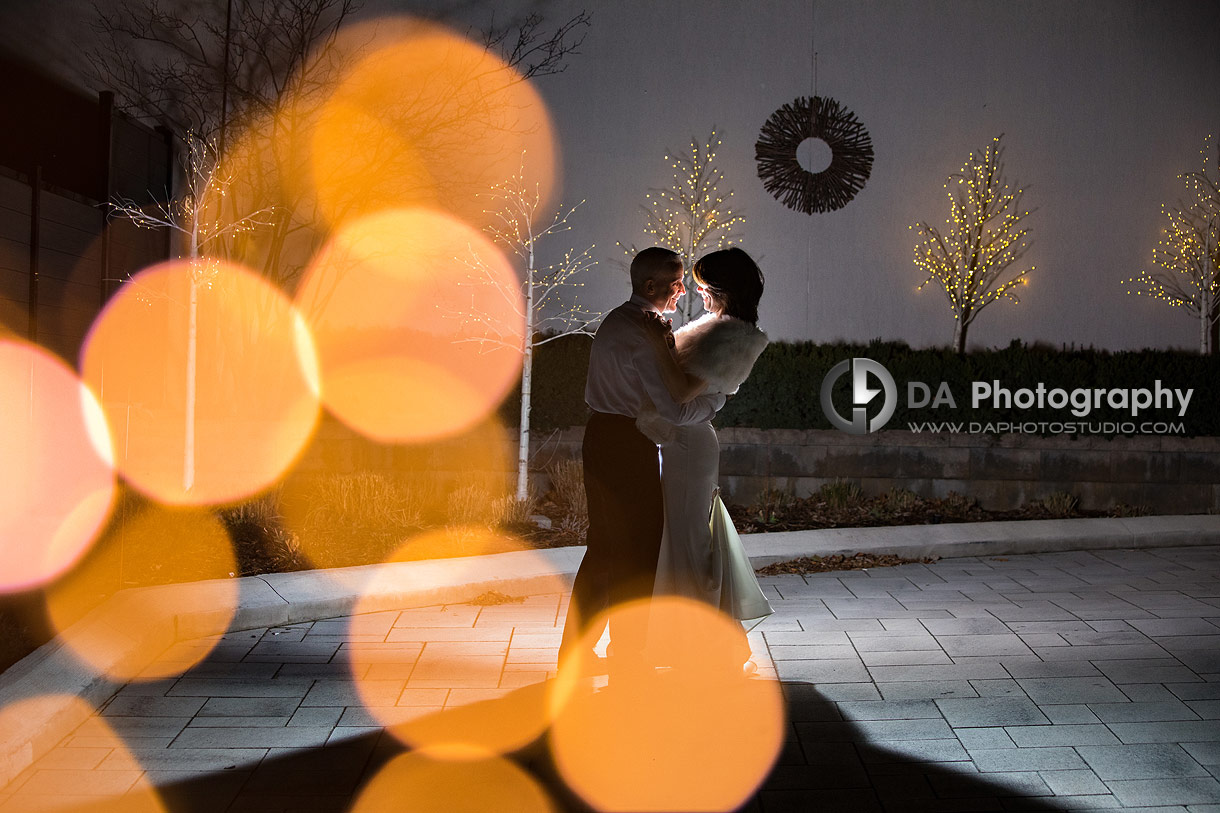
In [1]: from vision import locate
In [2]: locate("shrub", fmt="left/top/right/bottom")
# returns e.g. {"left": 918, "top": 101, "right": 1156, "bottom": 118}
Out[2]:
{"left": 491, "top": 496, "right": 537, "bottom": 529}
{"left": 219, "top": 489, "right": 308, "bottom": 574}
{"left": 1038, "top": 491, "right": 1080, "bottom": 518}
{"left": 517, "top": 335, "right": 1220, "bottom": 435}
{"left": 818, "top": 479, "right": 863, "bottom": 510}
{"left": 548, "top": 458, "right": 588, "bottom": 541}
{"left": 752, "top": 483, "right": 796, "bottom": 525}
{"left": 879, "top": 488, "right": 923, "bottom": 514}
{"left": 289, "top": 473, "right": 432, "bottom": 566}
{"left": 446, "top": 482, "right": 497, "bottom": 528}
{"left": 304, "top": 473, "right": 427, "bottom": 531}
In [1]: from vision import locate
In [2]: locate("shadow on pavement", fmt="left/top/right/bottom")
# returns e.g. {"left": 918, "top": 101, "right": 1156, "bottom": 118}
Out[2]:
{"left": 140, "top": 678, "right": 1063, "bottom": 813}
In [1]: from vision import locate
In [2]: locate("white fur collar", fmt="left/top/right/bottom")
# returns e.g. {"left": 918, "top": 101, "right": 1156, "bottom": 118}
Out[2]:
{"left": 674, "top": 313, "right": 768, "bottom": 395}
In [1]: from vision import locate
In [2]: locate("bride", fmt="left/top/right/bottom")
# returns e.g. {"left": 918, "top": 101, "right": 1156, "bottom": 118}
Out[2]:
{"left": 637, "top": 247, "right": 773, "bottom": 650}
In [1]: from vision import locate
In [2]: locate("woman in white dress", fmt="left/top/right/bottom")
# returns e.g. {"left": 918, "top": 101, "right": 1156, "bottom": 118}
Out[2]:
{"left": 637, "top": 248, "right": 774, "bottom": 636}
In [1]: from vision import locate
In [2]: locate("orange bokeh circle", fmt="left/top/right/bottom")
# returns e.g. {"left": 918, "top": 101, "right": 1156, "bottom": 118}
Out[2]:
{"left": 278, "top": 418, "right": 514, "bottom": 575}
{"left": 305, "top": 20, "right": 557, "bottom": 230}
{"left": 346, "top": 530, "right": 568, "bottom": 754}
{"left": 351, "top": 750, "right": 555, "bottom": 813}
{"left": 45, "top": 503, "right": 238, "bottom": 682}
{"left": 80, "top": 260, "right": 320, "bottom": 505}
{"left": 0, "top": 340, "right": 115, "bottom": 592}
{"left": 549, "top": 597, "right": 786, "bottom": 812}
{"left": 296, "top": 208, "right": 523, "bottom": 443}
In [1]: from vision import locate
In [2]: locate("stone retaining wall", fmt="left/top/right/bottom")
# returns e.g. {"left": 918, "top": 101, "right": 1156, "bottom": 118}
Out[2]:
{"left": 302, "top": 421, "right": 1220, "bottom": 513}
{"left": 530, "top": 428, "right": 1220, "bottom": 513}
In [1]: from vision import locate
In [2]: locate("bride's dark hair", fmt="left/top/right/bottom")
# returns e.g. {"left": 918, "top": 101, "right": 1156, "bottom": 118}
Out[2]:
{"left": 692, "top": 247, "right": 764, "bottom": 324}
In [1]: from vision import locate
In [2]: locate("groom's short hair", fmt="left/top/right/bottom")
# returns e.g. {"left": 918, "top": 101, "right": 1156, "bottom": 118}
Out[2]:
{"left": 630, "top": 247, "right": 683, "bottom": 292}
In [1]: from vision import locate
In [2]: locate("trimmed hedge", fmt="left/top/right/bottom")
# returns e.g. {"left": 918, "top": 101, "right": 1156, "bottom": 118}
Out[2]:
{"left": 498, "top": 334, "right": 594, "bottom": 432}
{"left": 505, "top": 335, "right": 1220, "bottom": 437}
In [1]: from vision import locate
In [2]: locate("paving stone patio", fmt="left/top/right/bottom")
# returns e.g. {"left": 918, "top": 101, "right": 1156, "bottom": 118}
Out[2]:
{"left": 1, "top": 546, "right": 1218, "bottom": 812}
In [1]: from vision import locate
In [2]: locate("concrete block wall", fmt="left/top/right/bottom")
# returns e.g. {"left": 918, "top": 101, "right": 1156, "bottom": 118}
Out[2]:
{"left": 301, "top": 421, "right": 1220, "bottom": 514}
{"left": 710, "top": 429, "right": 1220, "bottom": 513}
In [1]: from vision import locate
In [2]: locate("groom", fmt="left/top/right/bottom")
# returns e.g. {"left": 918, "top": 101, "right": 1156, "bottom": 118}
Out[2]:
{"left": 560, "top": 247, "right": 725, "bottom": 670}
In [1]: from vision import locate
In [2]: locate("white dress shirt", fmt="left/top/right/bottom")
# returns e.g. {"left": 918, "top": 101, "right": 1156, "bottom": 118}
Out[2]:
{"left": 585, "top": 294, "right": 726, "bottom": 424}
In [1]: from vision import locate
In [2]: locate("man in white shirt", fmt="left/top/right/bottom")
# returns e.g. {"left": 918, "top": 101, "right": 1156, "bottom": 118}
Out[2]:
{"left": 560, "top": 247, "right": 726, "bottom": 670}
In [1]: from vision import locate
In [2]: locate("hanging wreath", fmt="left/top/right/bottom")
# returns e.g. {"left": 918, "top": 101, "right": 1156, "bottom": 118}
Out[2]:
{"left": 755, "top": 95, "right": 873, "bottom": 214}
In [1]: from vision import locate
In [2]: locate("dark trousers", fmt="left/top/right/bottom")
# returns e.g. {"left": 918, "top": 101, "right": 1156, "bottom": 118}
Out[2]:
{"left": 559, "top": 412, "right": 663, "bottom": 659}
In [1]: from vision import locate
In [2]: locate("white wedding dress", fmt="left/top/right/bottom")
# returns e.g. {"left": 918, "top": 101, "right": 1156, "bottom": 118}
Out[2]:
{"left": 641, "top": 313, "right": 773, "bottom": 623}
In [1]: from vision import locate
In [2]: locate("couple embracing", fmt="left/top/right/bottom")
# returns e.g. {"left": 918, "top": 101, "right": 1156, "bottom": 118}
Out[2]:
{"left": 560, "top": 246, "right": 773, "bottom": 679}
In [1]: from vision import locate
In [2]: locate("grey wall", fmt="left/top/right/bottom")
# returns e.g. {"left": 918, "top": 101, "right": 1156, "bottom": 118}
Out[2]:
{"left": 0, "top": 172, "right": 164, "bottom": 362}
{"left": 534, "top": 0, "right": 1220, "bottom": 351}
{"left": 5, "top": 0, "right": 1214, "bottom": 353}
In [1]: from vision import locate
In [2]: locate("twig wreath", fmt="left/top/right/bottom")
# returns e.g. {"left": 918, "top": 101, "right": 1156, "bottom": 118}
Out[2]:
{"left": 755, "top": 95, "right": 873, "bottom": 214}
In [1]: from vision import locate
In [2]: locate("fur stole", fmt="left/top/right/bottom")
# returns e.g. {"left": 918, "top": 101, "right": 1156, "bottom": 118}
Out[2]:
{"left": 635, "top": 314, "right": 768, "bottom": 444}
{"left": 674, "top": 313, "right": 769, "bottom": 395}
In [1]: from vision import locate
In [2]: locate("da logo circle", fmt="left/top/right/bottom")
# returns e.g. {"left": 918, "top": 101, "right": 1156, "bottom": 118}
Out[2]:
{"left": 820, "top": 358, "right": 897, "bottom": 434}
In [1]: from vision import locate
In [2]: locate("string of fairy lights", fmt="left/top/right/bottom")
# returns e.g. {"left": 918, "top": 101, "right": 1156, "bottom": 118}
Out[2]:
{"left": 107, "top": 131, "right": 274, "bottom": 298}
{"left": 456, "top": 158, "right": 599, "bottom": 352}
{"left": 1121, "top": 134, "right": 1219, "bottom": 351}
{"left": 909, "top": 135, "right": 1034, "bottom": 349}
{"left": 619, "top": 131, "right": 745, "bottom": 324}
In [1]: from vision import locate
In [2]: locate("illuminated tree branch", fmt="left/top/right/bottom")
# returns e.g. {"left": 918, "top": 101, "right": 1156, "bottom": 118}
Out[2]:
{"left": 107, "top": 132, "right": 274, "bottom": 270}
{"left": 911, "top": 134, "right": 1036, "bottom": 353}
{"left": 87, "top": 0, "right": 590, "bottom": 290}
{"left": 104, "top": 130, "right": 274, "bottom": 495}
{"left": 1123, "top": 134, "right": 1220, "bottom": 354}
{"left": 455, "top": 160, "right": 600, "bottom": 500}
{"left": 619, "top": 130, "right": 746, "bottom": 325}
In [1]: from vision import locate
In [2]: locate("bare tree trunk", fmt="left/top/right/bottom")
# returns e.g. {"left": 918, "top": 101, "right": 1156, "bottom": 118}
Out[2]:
{"left": 185, "top": 215, "right": 199, "bottom": 495}
{"left": 953, "top": 318, "right": 968, "bottom": 354}
{"left": 1201, "top": 277, "right": 1213, "bottom": 355}
{"left": 1209, "top": 300, "right": 1218, "bottom": 355}
{"left": 517, "top": 340, "right": 533, "bottom": 502}
{"left": 681, "top": 216, "right": 697, "bottom": 325}
{"left": 1203, "top": 247, "right": 1216, "bottom": 355}
{"left": 516, "top": 230, "right": 536, "bottom": 502}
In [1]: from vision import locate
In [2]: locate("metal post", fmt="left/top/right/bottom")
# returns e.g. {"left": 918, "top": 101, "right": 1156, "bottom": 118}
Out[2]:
{"left": 99, "top": 90, "right": 115, "bottom": 306}
{"left": 28, "top": 165, "right": 40, "bottom": 343}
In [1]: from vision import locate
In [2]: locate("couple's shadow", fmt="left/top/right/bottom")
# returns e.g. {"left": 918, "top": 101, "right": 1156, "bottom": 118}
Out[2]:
{"left": 150, "top": 676, "right": 1063, "bottom": 813}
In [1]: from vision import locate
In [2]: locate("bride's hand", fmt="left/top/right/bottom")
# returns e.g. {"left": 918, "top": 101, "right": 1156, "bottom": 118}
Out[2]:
{"left": 642, "top": 312, "right": 675, "bottom": 349}
{"left": 643, "top": 327, "right": 706, "bottom": 404}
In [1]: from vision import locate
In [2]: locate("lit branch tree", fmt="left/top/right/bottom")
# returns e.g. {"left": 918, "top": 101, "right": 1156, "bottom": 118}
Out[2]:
{"left": 88, "top": 1, "right": 589, "bottom": 495}
{"left": 619, "top": 130, "right": 746, "bottom": 324}
{"left": 87, "top": 0, "right": 590, "bottom": 288}
{"left": 910, "top": 135, "right": 1036, "bottom": 353}
{"left": 107, "top": 131, "right": 274, "bottom": 493}
{"left": 458, "top": 165, "right": 599, "bottom": 501}
{"left": 1123, "top": 135, "right": 1220, "bottom": 354}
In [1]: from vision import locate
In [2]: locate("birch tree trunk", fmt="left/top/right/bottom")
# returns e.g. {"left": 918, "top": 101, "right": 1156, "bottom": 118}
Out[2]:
{"left": 1201, "top": 277, "right": 1213, "bottom": 355}
{"left": 1207, "top": 242, "right": 1217, "bottom": 356}
{"left": 184, "top": 209, "right": 199, "bottom": 494}
{"left": 516, "top": 228, "right": 536, "bottom": 502}
{"left": 953, "top": 318, "right": 968, "bottom": 355}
